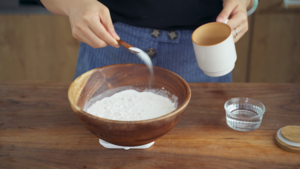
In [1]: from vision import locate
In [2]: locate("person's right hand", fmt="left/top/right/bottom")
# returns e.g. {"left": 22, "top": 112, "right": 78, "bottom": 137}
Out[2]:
{"left": 66, "top": 0, "right": 120, "bottom": 48}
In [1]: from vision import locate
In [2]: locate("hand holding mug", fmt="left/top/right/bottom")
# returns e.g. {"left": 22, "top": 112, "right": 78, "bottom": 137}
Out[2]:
{"left": 216, "top": 0, "right": 252, "bottom": 42}
{"left": 192, "top": 22, "right": 237, "bottom": 77}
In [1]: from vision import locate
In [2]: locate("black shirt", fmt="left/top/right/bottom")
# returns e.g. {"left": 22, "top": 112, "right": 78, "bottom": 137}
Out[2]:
{"left": 37, "top": 0, "right": 223, "bottom": 30}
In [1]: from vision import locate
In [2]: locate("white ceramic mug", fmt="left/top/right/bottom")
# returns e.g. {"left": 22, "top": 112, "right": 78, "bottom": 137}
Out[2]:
{"left": 192, "top": 22, "right": 237, "bottom": 77}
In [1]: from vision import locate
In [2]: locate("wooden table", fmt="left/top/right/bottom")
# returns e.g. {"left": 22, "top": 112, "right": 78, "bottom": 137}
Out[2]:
{"left": 1, "top": 82, "right": 300, "bottom": 169}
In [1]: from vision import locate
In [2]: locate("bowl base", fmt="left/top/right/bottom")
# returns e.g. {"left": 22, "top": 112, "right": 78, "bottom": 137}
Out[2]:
{"left": 99, "top": 139, "right": 155, "bottom": 150}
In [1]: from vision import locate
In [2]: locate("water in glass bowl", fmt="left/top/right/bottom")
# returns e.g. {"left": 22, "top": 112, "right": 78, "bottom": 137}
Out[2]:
{"left": 226, "top": 104, "right": 264, "bottom": 132}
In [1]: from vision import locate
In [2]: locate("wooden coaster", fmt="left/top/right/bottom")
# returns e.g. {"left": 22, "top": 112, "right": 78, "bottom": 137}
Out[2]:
{"left": 281, "top": 125, "right": 300, "bottom": 143}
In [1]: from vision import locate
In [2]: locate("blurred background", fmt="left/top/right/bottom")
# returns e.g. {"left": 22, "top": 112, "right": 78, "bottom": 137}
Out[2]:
{"left": 0, "top": 0, "right": 299, "bottom": 83}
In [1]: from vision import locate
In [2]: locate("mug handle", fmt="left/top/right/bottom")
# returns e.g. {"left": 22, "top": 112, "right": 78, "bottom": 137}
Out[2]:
{"left": 224, "top": 19, "right": 229, "bottom": 24}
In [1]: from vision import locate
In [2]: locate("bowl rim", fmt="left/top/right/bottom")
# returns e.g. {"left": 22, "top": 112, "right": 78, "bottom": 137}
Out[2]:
{"left": 68, "top": 63, "right": 191, "bottom": 124}
{"left": 224, "top": 97, "right": 266, "bottom": 118}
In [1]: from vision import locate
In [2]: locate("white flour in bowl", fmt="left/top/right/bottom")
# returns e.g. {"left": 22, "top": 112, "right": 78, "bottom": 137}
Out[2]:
{"left": 86, "top": 89, "right": 176, "bottom": 121}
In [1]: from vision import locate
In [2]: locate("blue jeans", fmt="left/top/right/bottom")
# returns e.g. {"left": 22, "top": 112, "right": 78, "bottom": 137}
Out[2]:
{"left": 74, "top": 22, "right": 232, "bottom": 83}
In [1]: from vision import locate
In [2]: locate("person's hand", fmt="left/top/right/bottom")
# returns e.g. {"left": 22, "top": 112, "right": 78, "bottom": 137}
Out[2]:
{"left": 66, "top": 0, "right": 120, "bottom": 48}
{"left": 216, "top": 0, "right": 252, "bottom": 43}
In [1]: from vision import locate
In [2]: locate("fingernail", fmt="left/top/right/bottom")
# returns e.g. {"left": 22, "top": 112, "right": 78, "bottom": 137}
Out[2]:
{"left": 217, "top": 16, "right": 223, "bottom": 22}
{"left": 113, "top": 32, "right": 120, "bottom": 40}
{"left": 115, "top": 44, "right": 120, "bottom": 48}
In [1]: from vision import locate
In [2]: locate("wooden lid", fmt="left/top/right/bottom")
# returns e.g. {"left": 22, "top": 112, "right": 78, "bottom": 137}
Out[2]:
{"left": 281, "top": 125, "right": 300, "bottom": 143}
{"left": 275, "top": 126, "right": 300, "bottom": 154}
{"left": 275, "top": 135, "right": 300, "bottom": 154}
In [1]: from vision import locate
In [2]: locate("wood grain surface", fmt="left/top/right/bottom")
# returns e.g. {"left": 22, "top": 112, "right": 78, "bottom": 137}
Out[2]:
{"left": 248, "top": 0, "right": 300, "bottom": 82}
{"left": 233, "top": 15, "right": 252, "bottom": 83}
{"left": 0, "top": 15, "right": 79, "bottom": 82}
{"left": 0, "top": 82, "right": 300, "bottom": 169}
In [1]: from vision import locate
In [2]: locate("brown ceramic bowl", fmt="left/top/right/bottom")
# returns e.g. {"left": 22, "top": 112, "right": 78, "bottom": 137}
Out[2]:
{"left": 68, "top": 64, "right": 191, "bottom": 146}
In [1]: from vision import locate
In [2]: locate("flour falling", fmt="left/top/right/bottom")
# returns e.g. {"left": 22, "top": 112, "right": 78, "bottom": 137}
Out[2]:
{"left": 129, "top": 47, "right": 154, "bottom": 87}
{"left": 86, "top": 89, "right": 176, "bottom": 121}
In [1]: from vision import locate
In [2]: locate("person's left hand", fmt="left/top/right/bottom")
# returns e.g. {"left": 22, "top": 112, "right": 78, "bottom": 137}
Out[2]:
{"left": 216, "top": 0, "right": 252, "bottom": 43}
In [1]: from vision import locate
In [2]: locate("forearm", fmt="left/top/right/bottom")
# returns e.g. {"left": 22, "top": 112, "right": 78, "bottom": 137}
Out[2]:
{"left": 40, "top": 0, "right": 72, "bottom": 16}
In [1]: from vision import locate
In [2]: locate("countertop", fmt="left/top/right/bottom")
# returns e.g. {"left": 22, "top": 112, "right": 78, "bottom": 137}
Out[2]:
{"left": 1, "top": 82, "right": 300, "bottom": 168}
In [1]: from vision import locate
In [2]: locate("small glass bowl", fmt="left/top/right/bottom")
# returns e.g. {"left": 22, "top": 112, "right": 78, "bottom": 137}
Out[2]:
{"left": 224, "top": 97, "right": 266, "bottom": 132}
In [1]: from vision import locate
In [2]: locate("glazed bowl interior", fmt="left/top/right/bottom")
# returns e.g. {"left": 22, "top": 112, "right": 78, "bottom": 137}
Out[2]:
{"left": 68, "top": 64, "right": 191, "bottom": 146}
